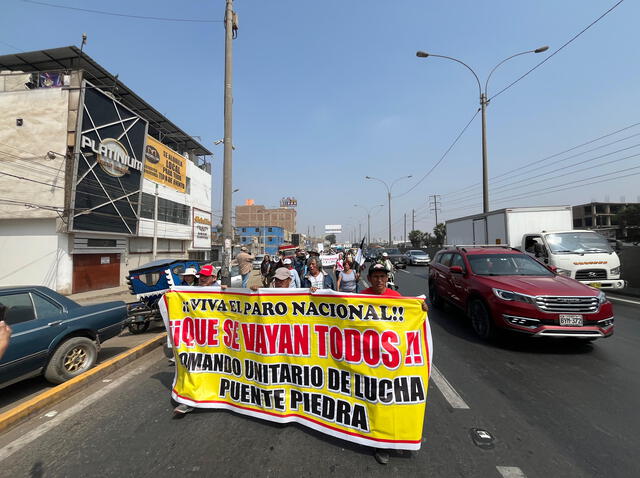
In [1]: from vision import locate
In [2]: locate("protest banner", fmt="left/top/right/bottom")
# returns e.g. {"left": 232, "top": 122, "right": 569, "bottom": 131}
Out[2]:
{"left": 159, "top": 288, "right": 432, "bottom": 450}
{"left": 319, "top": 254, "right": 339, "bottom": 268}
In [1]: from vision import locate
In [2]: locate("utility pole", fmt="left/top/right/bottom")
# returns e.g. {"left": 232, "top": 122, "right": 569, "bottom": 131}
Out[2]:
{"left": 221, "top": 0, "right": 237, "bottom": 285}
{"left": 412, "top": 209, "right": 415, "bottom": 231}
{"left": 152, "top": 183, "right": 158, "bottom": 259}
{"left": 429, "top": 194, "right": 441, "bottom": 227}
{"left": 404, "top": 213, "right": 407, "bottom": 245}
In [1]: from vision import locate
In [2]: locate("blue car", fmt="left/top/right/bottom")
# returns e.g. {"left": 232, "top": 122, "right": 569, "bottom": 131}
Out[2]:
{"left": 0, "top": 286, "right": 127, "bottom": 388}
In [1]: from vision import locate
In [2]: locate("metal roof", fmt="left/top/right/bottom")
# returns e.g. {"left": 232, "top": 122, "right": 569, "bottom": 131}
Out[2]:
{"left": 0, "top": 46, "right": 212, "bottom": 157}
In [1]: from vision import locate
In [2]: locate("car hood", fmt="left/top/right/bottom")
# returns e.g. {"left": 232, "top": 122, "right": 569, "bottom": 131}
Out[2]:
{"left": 478, "top": 275, "right": 599, "bottom": 297}
{"left": 411, "top": 254, "right": 429, "bottom": 259}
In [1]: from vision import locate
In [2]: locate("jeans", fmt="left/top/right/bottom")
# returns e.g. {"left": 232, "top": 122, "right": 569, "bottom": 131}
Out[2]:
{"left": 242, "top": 273, "right": 250, "bottom": 288}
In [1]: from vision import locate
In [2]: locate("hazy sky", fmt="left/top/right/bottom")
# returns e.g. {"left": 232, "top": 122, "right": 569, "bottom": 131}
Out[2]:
{"left": 3, "top": 0, "right": 639, "bottom": 242}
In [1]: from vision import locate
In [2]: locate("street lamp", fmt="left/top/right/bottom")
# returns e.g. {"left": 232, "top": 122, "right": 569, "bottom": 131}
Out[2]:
{"left": 354, "top": 203, "right": 384, "bottom": 247}
{"left": 416, "top": 46, "right": 549, "bottom": 213}
{"left": 365, "top": 175, "right": 413, "bottom": 246}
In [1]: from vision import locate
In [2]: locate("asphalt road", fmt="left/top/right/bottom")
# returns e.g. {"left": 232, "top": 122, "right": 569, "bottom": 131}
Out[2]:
{"left": 1, "top": 266, "right": 638, "bottom": 477}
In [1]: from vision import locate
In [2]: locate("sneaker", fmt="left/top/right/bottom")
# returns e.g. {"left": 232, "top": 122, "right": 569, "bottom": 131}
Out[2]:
{"left": 173, "top": 404, "right": 194, "bottom": 417}
{"left": 374, "top": 449, "right": 390, "bottom": 465}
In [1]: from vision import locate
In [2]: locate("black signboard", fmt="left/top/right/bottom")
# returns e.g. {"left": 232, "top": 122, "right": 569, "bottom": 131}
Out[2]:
{"left": 70, "top": 82, "right": 148, "bottom": 234}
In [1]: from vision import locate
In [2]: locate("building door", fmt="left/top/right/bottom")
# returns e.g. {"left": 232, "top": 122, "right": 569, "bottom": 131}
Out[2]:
{"left": 72, "top": 254, "right": 120, "bottom": 293}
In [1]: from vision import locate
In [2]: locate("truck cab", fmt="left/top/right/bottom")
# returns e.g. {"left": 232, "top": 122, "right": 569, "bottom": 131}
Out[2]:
{"left": 522, "top": 230, "right": 625, "bottom": 290}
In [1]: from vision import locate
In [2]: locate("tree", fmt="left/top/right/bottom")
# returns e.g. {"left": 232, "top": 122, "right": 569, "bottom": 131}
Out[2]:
{"left": 422, "top": 232, "right": 436, "bottom": 247}
{"left": 615, "top": 205, "right": 640, "bottom": 227}
{"left": 408, "top": 230, "right": 423, "bottom": 248}
{"left": 433, "top": 223, "right": 446, "bottom": 246}
{"left": 325, "top": 234, "right": 336, "bottom": 244}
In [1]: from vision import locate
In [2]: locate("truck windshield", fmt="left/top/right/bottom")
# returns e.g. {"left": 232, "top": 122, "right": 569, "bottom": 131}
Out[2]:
{"left": 545, "top": 232, "right": 612, "bottom": 254}
{"left": 468, "top": 254, "right": 553, "bottom": 276}
{"left": 386, "top": 249, "right": 401, "bottom": 255}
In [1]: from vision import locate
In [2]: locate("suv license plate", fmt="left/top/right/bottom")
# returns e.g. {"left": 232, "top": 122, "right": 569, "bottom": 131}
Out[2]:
{"left": 589, "top": 282, "right": 602, "bottom": 288}
{"left": 559, "top": 314, "right": 583, "bottom": 326}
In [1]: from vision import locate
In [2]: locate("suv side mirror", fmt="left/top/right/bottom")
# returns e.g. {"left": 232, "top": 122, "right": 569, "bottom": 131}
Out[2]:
{"left": 449, "top": 265, "right": 464, "bottom": 274}
{"left": 548, "top": 265, "right": 558, "bottom": 273}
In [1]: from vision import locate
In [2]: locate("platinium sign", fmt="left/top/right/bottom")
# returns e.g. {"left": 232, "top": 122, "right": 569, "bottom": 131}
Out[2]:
{"left": 70, "top": 81, "right": 148, "bottom": 234}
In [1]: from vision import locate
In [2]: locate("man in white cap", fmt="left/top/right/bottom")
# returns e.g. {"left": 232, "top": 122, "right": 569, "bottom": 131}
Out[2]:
{"left": 179, "top": 267, "right": 198, "bottom": 286}
{"left": 283, "top": 258, "right": 301, "bottom": 288}
{"left": 235, "top": 246, "right": 255, "bottom": 288}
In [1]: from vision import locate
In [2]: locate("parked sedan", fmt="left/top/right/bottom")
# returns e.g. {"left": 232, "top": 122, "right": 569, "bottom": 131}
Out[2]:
{"left": 406, "top": 250, "right": 431, "bottom": 265}
{"left": 253, "top": 254, "right": 265, "bottom": 270}
{"left": 0, "top": 286, "right": 127, "bottom": 388}
{"left": 428, "top": 247, "right": 614, "bottom": 341}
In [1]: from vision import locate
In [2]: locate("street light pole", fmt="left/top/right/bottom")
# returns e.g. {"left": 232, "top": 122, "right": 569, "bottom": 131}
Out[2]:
{"left": 416, "top": 46, "right": 548, "bottom": 213}
{"left": 364, "top": 175, "right": 412, "bottom": 246}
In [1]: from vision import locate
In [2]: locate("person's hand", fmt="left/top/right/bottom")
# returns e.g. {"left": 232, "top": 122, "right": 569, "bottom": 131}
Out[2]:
{"left": 221, "top": 285, "right": 228, "bottom": 290}
{"left": 309, "top": 287, "right": 318, "bottom": 293}
{"left": 250, "top": 285, "right": 259, "bottom": 292}
{"left": 0, "top": 321, "right": 12, "bottom": 359}
{"left": 421, "top": 300, "right": 429, "bottom": 312}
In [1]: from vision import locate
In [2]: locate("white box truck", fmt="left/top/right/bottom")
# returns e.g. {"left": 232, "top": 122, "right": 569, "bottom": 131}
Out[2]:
{"left": 445, "top": 206, "right": 625, "bottom": 290}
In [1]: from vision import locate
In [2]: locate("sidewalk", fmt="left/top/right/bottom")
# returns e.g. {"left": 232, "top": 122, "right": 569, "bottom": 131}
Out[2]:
{"left": 66, "top": 284, "right": 134, "bottom": 305}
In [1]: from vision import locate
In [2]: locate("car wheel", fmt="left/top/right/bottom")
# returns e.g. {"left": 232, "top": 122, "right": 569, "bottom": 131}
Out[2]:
{"left": 428, "top": 282, "right": 443, "bottom": 309}
{"left": 128, "top": 320, "right": 150, "bottom": 334}
{"left": 469, "top": 300, "right": 495, "bottom": 340}
{"left": 44, "top": 337, "right": 98, "bottom": 384}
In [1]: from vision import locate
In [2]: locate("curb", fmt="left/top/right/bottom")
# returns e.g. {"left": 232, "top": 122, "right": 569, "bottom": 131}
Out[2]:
{"left": 0, "top": 333, "right": 166, "bottom": 435}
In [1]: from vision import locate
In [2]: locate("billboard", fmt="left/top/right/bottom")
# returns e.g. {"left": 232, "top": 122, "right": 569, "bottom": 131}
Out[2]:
{"left": 324, "top": 224, "right": 342, "bottom": 234}
{"left": 192, "top": 209, "right": 212, "bottom": 249}
{"left": 70, "top": 81, "right": 148, "bottom": 234}
{"left": 144, "top": 136, "right": 187, "bottom": 193}
{"left": 280, "top": 197, "right": 298, "bottom": 208}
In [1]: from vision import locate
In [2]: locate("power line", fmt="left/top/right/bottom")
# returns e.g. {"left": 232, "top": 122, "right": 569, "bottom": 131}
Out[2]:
{"left": 490, "top": 0, "right": 626, "bottom": 101}
{"left": 22, "top": 0, "right": 224, "bottom": 23}
{"left": 393, "top": 108, "right": 480, "bottom": 199}
{"left": 442, "top": 121, "right": 640, "bottom": 198}
{"left": 446, "top": 145, "right": 640, "bottom": 205}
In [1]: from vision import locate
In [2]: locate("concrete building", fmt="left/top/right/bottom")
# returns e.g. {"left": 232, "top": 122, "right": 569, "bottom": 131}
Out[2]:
{"left": 0, "top": 46, "right": 212, "bottom": 294}
{"left": 235, "top": 202, "right": 296, "bottom": 238}
{"left": 235, "top": 226, "right": 285, "bottom": 255}
{"left": 572, "top": 202, "right": 638, "bottom": 238}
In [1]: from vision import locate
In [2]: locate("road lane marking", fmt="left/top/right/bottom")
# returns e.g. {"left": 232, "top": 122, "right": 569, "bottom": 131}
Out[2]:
{"left": 430, "top": 366, "right": 470, "bottom": 409}
{"left": 608, "top": 296, "right": 640, "bottom": 305}
{"left": 497, "top": 466, "right": 527, "bottom": 478}
{"left": 0, "top": 358, "right": 157, "bottom": 463}
{"left": 398, "top": 269, "right": 410, "bottom": 274}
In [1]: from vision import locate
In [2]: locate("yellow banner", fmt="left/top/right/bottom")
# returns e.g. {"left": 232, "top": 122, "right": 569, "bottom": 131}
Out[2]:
{"left": 159, "top": 288, "right": 432, "bottom": 450}
{"left": 144, "top": 136, "right": 187, "bottom": 192}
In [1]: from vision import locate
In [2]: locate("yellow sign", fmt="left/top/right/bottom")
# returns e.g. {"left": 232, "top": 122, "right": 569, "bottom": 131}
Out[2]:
{"left": 144, "top": 136, "right": 186, "bottom": 192}
{"left": 160, "top": 289, "right": 432, "bottom": 450}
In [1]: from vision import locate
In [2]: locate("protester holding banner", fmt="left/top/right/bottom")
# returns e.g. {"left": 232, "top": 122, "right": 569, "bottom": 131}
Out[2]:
{"left": 283, "top": 258, "right": 301, "bottom": 288}
{"left": 301, "top": 256, "right": 335, "bottom": 290}
{"left": 179, "top": 268, "right": 198, "bottom": 286}
{"left": 250, "top": 267, "right": 292, "bottom": 290}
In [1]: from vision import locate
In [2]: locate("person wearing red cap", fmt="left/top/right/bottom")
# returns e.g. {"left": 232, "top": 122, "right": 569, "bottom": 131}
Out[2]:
{"left": 197, "top": 264, "right": 218, "bottom": 287}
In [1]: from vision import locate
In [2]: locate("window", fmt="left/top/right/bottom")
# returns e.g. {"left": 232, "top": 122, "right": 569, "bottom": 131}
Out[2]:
{"left": 255, "top": 228, "right": 260, "bottom": 233}
{"left": 439, "top": 253, "right": 453, "bottom": 267}
{"left": 138, "top": 272, "right": 161, "bottom": 287}
{"left": 268, "top": 227, "right": 273, "bottom": 232}
{"left": 172, "top": 265, "right": 185, "bottom": 276}
{"left": 450, "top": 254, "right": 465, "bottom": 271}
{"left": 32, "top": 293, "right": 62, "bottom": 318}
{"left": 242, "top": 228, "right": 246, "bottom": 233}
{"left": 0, "top": 293, "right": 35, "bottom": 325}
{"left": 186, "top": 177, "right": 191, "bottom": 195}
{"left": 140, "top": 193, "right": 190, "bottom": 225}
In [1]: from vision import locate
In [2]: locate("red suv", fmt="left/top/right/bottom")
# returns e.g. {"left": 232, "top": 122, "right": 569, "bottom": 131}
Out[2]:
{"left": 428, "top": 247, "right": 614, "bottom": 340}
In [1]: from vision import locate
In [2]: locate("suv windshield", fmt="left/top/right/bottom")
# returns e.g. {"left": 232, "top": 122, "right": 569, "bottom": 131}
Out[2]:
{"left": 545, "top": 232, "right": 612, "bottom": 254}
{"left": 385, "top": 248, "right": 401, "bottom": 255}
{"left": 467, "top": 254, "right": 553, "bottom": 276}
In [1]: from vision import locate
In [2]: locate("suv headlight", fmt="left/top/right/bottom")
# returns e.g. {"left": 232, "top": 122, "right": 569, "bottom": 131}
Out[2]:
{"left": 493, "top": 288, "right": 535, "bottom": 304}
{"left": 597, "top": 290, "right": 607, "bottom": 305}
{"left": 610, "top": 266, "right": 620, "bottom": 276}
{"left": 556, "top": 268, "right": 572, "bottom": 277}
